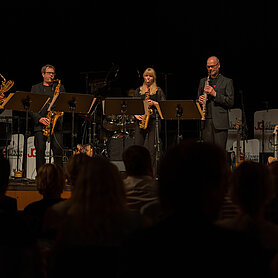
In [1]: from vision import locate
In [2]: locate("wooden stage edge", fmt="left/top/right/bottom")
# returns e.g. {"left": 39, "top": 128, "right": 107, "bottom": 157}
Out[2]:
{"left": 6, "top": 179, "right": 72, "bottom": 211}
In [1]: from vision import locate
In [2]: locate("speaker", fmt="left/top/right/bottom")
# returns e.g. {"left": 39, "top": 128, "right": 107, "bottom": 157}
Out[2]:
{"left": 108, "top": 134, "right": 134, "bottom": 161}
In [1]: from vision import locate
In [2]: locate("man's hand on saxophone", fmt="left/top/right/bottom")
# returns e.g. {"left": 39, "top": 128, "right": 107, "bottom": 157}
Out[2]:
{"left": 39, "top": 117, "right": 50, "bottom": 126}
{"left": 198, "top": 94, "right": 206, "bottom": 105}
{"left": 204, "top": 84, "right": 216, "bottom": 97}
{"left": 199, "top": 85, "right": 216, "bottom": 105}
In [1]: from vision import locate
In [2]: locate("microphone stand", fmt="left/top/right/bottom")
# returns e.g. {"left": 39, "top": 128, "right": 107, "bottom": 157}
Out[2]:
{"left": 154, "top": 109, "right": 160, "bottom": 179}
{"left": 90, "top": 101, "right": 99, "bottom": 146}
{"left": 176, "top": 104, "right": 183, "bottom": 144}
{"left": 239, "top": 90, "right": 248, "bottom": 160}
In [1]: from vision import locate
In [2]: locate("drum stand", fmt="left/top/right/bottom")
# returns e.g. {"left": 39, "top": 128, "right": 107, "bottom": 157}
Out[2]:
{"left": 102, "top": 97, "right": 145, "bottom": 160}
{"left": 80, "top": 99, "right": 103, "bottom": 156}
{"left": 52, "top": 92, "right": 96, "bottom": 154}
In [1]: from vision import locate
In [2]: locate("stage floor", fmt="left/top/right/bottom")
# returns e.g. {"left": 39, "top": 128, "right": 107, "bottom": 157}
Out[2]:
{"left": 6, "top": 179, "right": 72, "bottom": 211}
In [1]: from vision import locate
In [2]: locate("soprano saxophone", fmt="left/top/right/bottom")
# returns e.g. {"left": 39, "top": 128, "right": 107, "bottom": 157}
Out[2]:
{"left": 42, "top": 80, "right": 64, "bottom": 137}
{"left": 202, "top": 73, "right": 210, "bottom": 118}
{"left": 139, "top": 87, "right": 153, "bottom": 130}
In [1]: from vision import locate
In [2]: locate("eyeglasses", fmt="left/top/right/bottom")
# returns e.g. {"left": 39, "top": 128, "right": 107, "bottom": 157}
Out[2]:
{"left": 45, "top": 72, "right": 55, "bottom": 75}
{"left": 206, "top": 63, "right": 219, "bottom": 69}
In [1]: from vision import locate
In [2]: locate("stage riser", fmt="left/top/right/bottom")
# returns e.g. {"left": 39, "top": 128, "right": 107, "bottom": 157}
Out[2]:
{"left": 6, "top": 188, "right": 71, "bottom": 211}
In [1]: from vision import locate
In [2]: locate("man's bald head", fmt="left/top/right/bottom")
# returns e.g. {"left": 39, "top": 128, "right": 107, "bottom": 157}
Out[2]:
{"left": 206, "top": 56, "right": 220, "bottom": 77}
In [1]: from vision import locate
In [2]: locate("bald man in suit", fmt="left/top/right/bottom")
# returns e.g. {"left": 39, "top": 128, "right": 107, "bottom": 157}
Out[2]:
{"left": 197, "top": 56, "right": 234, "bottom": 150}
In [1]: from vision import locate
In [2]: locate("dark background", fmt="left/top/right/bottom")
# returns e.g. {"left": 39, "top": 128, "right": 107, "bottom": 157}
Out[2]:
{"left": 1, "top": 3, "right": 276, "bottom": 148}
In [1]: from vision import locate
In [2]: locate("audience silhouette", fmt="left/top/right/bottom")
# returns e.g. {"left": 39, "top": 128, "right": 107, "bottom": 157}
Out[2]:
{"left": 23, "top": 163, "right": 66, "bottom": 239}
{"left": 2, "top": 142, "right": 277, "bottom": 277}
{"left": 0, "top": 155, "right": 44, "bottom": 277}
{"left": 48, "top": 156, "right": 142, "bottom": 277}
{"left": 217, "top": 160, "right": 278, "bottom": 267}
{"left": 43, "top": 154, "right": 91, "bottom": 240}
{"left": 0, "top": 155, "right": 17, "bottom": 214}
{"left": 122, "top": 140, "right": 270, "bottom": 277}
{"left": 122, "top": 145, "right": 161, "bottom": 225}
{"left": 265, "top": 161, "right": 278, "bottom": 224}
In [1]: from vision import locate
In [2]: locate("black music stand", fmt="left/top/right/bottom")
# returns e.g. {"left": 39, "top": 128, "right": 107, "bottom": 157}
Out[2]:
{"left": 159, "top": 100, "right": 203, "bottom": 144}
{"left": 53, "top": 92, "right": 96, "bottom": 151}
{"left": 103, "top": 97, "right": 144, "bottom": 115}
{"left": 3, "top": 91, "right": 50, "bottom": 178}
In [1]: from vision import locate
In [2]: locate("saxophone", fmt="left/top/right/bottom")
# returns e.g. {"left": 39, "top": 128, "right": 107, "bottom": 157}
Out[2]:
{"left": 201, "top": 73, "right": 210, "bottom": 118}
{"left": 42, "top": 80, "right": 64, "bottom": 137}
{"left": 0, "top": 73, "right": 14, "bottom": 105}
{"left": 139, "top": 87, "right": 153, "bottom": 130}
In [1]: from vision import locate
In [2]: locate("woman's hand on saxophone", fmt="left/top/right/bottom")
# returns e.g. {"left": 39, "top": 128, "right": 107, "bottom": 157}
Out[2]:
{"left": 39, "top": 117, "right": 50, "bottom": 126}
{"left": 148, "top": 99, "right": 158, "bottom": 107}
{"left": 135, "top": 115, "right": 144, "bottom": 121}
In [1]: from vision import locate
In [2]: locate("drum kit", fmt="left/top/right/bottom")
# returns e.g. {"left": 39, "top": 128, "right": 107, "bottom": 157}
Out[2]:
{"left": 86, "top": 112, "right": 136, "bottom": 160}
{"left": 103, "top": 114, "right": 135, "bottom": 132}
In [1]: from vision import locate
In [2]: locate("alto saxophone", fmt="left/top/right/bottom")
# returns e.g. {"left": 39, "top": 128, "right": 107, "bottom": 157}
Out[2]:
{"left": 42, "top": 80, "right": 64, "bottom": 137}
{"left": 0, "top": 73, "right": 14, "bottom": 105}
{"left": 139, "top": 87, "right": 153, "bottom": 130}
{"left": 202, "top": 73, "right": 210, "bottom": 118}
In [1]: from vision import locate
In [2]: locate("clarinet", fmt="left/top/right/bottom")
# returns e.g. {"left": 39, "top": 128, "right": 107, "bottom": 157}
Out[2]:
{"left": 202, "top": 73, "right": 210, "bottom": 118}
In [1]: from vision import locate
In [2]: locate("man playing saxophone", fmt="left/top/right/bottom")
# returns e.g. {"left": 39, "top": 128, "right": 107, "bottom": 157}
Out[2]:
{"left": 197, "top": 56, "right": 234, "bottom": 151}
{"left": 30, "top": 64, "right": 65, "bottom": 172}
{"left": 134, "top": 67, "right": 166, "bottom": 169}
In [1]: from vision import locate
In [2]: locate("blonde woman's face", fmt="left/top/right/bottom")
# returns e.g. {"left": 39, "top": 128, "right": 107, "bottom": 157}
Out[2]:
{"left": 144, "top": 74, "right": 154, "bottom": 86}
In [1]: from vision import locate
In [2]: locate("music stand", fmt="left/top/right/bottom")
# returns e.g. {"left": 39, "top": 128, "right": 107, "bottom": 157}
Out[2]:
{"left": 159, "top": 100, "right": 204, "bottom": 144}
{"left": 102, "top": 97, "right": 145, "bottom": 116}
{"left": 2, "top": 91, "right": 50, "bottom": 178}
{"left": 53, "top": 92, "right": 96, "bottom": 151}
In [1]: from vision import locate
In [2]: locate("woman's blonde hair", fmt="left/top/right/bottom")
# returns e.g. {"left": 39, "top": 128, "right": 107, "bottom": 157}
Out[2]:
{"left": 140, "top": 67, "right": 158, "bottom": 95}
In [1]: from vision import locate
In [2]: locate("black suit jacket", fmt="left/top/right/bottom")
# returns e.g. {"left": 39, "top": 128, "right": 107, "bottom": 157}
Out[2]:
{"left": 197, "top": 74, "right": 234, "bottom": 130}
{"left": 30, "top": 82, "right": 65, "bottom": 132}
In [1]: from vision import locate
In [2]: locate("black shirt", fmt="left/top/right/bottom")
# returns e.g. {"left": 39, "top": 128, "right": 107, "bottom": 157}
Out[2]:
{"left": 30, "top": 82, "right": 65, "bottom": 132}
{"left": 204, "top": 74, "right": 221, "bottom": 119}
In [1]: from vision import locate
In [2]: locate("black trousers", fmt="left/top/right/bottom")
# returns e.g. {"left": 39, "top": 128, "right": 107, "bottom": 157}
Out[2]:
{"left": 201, "top": 118, "right": 228, "bottom": 151}
{"left": 134, "top": 118, "right": 161, "bottom": 169}
{"left": 34, "top": 130, "right": 63, "bottom": 172}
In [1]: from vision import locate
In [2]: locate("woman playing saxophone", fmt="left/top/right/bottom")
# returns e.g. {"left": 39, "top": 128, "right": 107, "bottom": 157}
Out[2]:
{"left": 133, "top": 67, "right": 166, "bottom": 169}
